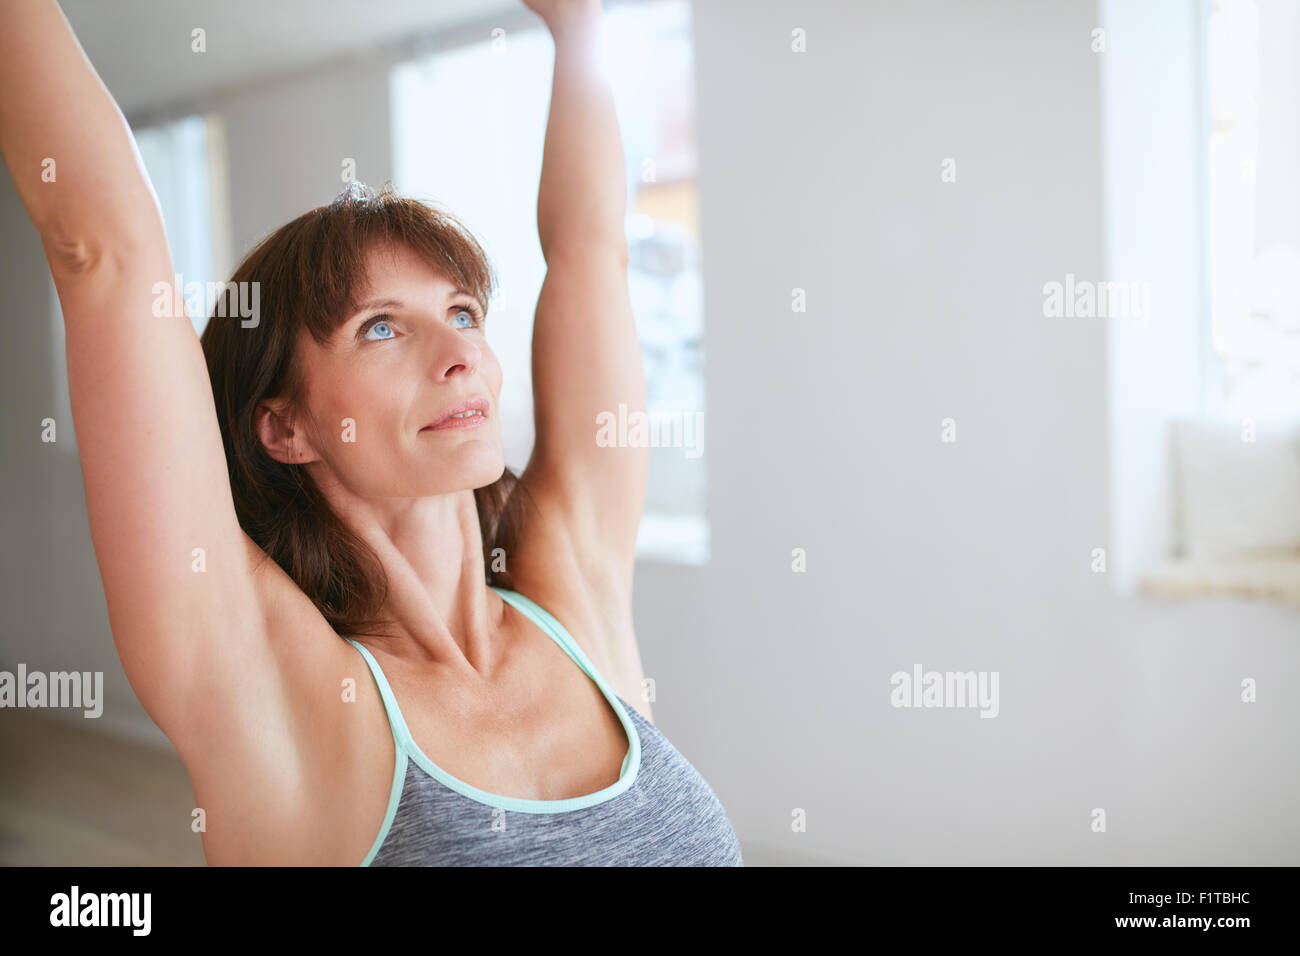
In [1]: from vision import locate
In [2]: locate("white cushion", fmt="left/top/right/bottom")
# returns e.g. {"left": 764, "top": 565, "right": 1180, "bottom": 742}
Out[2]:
{"left": 1174, "top": 420, "right": 1300, "bottom": 560}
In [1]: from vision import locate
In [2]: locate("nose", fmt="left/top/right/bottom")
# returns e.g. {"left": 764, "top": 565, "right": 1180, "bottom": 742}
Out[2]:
{"left": 429, "top": 323, "right": 481, "bottom": 380}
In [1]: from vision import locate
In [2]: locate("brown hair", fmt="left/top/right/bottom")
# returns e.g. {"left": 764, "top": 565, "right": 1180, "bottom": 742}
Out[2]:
{"left": 199, "top": 180, "right": 534, "bottom": 639}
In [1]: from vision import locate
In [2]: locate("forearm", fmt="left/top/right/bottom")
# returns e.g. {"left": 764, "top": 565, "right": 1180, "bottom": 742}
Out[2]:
{"left": 0, "top": 0, "right": 161, "bottom": 261}
{"left": 535, "top": 6, "right": 627, "bottom": 261}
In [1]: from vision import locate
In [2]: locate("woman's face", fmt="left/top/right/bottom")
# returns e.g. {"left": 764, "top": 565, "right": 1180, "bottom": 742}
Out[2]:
{"left": 280, "top": 241, "right": 505, "bottom": 500}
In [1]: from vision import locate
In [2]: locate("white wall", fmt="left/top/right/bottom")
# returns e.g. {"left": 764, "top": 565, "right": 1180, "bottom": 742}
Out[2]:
{"left": 2, "top": 0, "right": 1297, "bottom": 866}
{"left": 644, "top": 0, "right": 1299, "bottom": 865}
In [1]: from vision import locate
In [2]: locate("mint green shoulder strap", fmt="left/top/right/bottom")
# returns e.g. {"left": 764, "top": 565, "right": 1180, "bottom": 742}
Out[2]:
{"left": 490, "top": 586, "right": 604, "bottom": 687}
{"left": 345, "top": 637, "right": 416, "bottom": 754}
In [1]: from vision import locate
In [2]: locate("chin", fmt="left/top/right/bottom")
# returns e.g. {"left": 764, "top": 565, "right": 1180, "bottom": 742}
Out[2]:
{"left": 463, "top": 451, "right": 508, "bottom": 490}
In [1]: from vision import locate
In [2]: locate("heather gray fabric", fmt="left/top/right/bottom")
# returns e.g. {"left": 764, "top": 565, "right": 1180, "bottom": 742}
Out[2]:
{"left": 344, "top": 586, "right": 743, "bottom": 866}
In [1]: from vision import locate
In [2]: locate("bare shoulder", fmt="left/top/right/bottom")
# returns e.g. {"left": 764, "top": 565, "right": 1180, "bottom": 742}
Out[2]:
{"left": 507, "top": 472, "right": 652, "bottom": 724}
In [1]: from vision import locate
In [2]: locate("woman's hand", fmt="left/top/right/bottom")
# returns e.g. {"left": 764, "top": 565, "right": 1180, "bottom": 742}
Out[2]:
{"left": 521, "top": 0, "right": 603, "bottom": 32}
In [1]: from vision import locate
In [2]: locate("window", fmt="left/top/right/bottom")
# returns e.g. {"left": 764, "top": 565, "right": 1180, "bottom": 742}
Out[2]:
{"left": 390, "top": 0, "right": 708, "bottom": 564}
{"left": 133, "top": 114, "right": 218, "bottom": 337}
{"left": 50, "top": 113, "right": 218, "bottom": 453}
{"left": 1206, "top": 0, "right": 1300, "bottom": 423}
{"left": 1100, "top": 0, "right": 1300, "bottom": 604}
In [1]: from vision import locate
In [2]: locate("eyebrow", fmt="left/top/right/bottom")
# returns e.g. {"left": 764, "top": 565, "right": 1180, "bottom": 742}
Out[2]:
{"left": 351, "top": 289, "right": 475, "bottom": 317}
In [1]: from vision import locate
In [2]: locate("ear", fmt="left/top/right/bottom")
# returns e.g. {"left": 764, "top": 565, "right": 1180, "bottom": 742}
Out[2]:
{"left": 255, "top": 398, "right": 322, "bottom": 465}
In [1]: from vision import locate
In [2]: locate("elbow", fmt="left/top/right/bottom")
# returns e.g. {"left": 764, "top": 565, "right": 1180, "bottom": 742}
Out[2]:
{"left": 45, "top": 231, "right": 106, "bottom": 274}
{"left": 42, "top": 222, "right": 148, "bottom": 277}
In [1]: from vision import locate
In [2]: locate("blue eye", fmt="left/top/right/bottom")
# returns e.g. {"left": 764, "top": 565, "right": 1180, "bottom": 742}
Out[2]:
{"left": 453, "top": 309, "right": 477, "bottom": 329}
{"left": 362, "top": 318, "right": 395, "bottom": 341}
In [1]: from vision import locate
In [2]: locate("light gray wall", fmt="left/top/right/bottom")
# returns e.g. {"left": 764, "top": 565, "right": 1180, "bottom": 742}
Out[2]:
{"left": 639, "top": 0, "right": 1300, "bottom": 866}
{"left": 2, "top": 0, "right": 1297, "bottom": 866}
{"left": 216, "top": 60, "right": 393, "bottom": 259}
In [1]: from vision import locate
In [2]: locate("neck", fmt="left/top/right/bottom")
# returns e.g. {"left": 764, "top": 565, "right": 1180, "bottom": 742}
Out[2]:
{"left": 324, "top": 483, "right": 505, "bottom": 677}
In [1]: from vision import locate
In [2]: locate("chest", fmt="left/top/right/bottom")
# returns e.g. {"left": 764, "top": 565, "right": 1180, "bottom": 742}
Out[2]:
{"left": 367, "top": 618, "right": 632, "bottom": 804}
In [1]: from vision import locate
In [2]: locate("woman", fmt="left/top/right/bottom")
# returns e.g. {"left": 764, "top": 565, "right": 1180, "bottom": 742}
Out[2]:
{"left": 0, "top": 0, "right": 743, "bottom": 866}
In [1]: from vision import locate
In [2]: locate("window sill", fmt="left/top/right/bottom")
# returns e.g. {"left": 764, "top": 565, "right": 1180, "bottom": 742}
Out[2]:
{"left": 1139, "top": 554, "right": 1300, "bottom": 609}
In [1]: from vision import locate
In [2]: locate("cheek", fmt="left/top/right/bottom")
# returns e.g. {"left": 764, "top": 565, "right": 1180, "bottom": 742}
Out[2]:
{"left": 483, "top": 349, "right": 504, "bottom": 395}
{"left": 316, "top": 369, "right": 410, "bottom": 449}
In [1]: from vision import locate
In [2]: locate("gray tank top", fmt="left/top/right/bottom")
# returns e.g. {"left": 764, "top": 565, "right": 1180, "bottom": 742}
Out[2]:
{"left": 343, "top": 586, "right": 744, "bottom": 866}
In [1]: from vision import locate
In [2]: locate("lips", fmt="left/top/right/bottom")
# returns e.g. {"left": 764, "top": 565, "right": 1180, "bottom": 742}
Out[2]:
{"left": 420, "top": 396, "right": 490, "bottom": 430}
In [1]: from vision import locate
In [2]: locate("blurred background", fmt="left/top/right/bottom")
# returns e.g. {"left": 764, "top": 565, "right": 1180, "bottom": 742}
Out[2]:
{"left": 1, "top": 0, "right": 1298, "bottom": 866}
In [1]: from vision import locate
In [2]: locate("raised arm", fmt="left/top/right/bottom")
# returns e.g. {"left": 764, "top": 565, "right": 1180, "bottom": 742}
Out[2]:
{"left": 0, "top": 0, "right": 164, "bottom": 267}
{"left": 0, "top": 1, "right": 269, "bottom": 744}
{"left": 520, "top": 0, "right": 649, "bottom": 598}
